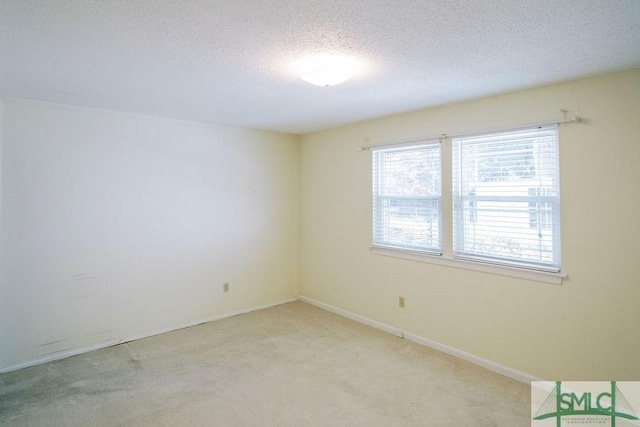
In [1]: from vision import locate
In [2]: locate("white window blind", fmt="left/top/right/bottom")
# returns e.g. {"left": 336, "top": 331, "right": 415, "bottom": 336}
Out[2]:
{"left": 372, "top": 142, "right": 442, "bottom": 253}
{"left": 452, "top": 126, "right": 560, "bottom": 271}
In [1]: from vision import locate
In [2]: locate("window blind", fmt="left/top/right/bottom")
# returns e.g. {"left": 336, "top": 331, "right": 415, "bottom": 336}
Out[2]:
{"left": 452, "top": 126, "right": 560, "bottom": 271}
{"left": 372, "top": 142, "right": 442, "bottom": 253}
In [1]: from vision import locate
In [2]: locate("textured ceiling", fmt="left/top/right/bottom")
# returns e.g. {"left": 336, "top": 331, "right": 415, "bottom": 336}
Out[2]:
{"left": 1, "top": 0, "right": 640, "bottom": 134}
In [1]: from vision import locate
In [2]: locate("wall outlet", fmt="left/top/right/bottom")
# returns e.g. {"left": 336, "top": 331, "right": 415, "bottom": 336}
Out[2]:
{"left": 223, "top": 282, "right": 230, "bottom": 292}
{"left": 399, "top": 296, "right": 405, "bottom": 308}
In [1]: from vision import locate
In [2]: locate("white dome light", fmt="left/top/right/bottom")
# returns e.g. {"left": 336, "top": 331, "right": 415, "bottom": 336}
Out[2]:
{"left": 296, "top": 54, "right": 359, "bottom": 87}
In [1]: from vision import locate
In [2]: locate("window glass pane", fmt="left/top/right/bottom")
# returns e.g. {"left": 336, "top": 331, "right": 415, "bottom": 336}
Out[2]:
{"left": 452, "top": 127, "right": 560, "bottom": 271}
{"left": 373, "top": 143, "right": 442, "bottom": 253}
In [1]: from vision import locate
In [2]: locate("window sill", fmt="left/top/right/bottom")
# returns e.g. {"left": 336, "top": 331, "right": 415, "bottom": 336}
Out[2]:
{"left": 370, "top": 246, "right": 566, "bottom": 285}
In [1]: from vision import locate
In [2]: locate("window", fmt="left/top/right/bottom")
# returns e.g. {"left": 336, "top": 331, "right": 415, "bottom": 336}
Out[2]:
{"left": 452, "top": 127, "right": 560, "bottom": 272}
{"left": 371, "top": 125, "right": 562, "bottom": 280}
{"left": 372, "top": 142, "right": 442, "bottom": 254}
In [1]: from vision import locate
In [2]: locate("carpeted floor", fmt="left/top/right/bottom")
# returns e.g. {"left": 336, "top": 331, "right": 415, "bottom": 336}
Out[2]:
{"left": 0, "top": 301, "right": 531, "bottom": 426}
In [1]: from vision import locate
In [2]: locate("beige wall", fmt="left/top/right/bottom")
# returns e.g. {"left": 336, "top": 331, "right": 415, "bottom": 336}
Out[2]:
{"left": 297, "top": 69, "right": 640, "bottom": 380}
{"left": 2, "top": 69, "right": 639, "bottom": 380}
{"left": 0, "top": 99, "right": 297, "bottom": 371}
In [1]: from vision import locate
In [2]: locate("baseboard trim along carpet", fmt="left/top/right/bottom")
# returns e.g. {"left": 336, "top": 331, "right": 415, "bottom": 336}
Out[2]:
{"left": 0, "top": 298, "right": 298, "bottom": 374}
{"left": 297, "top": 295, "right": 539, "bottom": 384}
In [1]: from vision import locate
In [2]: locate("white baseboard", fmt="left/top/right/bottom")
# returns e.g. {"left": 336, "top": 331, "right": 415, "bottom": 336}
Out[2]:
{"left": 298, "top": 295, "right": 404, "bottom": 338}
{"left": 298, "top": 295, "right": 539, "bottom": 384}
{"left": 0, "top": 340, "right": 122, "bottom": 375}
{"left": 0, "top": 298, "right": 297, "bottom": 374}
{"left": 119, "top": 298, "right": 298, "bottom": 346}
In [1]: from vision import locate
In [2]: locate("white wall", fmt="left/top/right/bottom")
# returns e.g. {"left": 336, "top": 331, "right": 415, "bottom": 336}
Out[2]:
{"left": 0, "top": 99, "right": 297, "bottom": 371}
{"left": 297, "top": 69, "right": 640, "bottom": 380}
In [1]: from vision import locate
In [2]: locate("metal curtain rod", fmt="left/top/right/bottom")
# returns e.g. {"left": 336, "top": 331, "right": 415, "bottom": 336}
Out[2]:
{"left": 357, "top": 117, "right": 583, "bottom": 151}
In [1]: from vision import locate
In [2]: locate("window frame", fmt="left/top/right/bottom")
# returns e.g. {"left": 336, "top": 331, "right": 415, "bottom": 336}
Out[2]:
{"left": 452, "top": 126, "right": 561, "bottom": 272}
{"left": 371, "top": 141, "right": 443, "bottom": 254}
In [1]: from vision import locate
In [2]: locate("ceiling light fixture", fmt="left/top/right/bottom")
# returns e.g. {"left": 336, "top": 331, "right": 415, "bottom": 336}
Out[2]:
{"left": 296, "top": 54, "right": 359, "bottom": 87}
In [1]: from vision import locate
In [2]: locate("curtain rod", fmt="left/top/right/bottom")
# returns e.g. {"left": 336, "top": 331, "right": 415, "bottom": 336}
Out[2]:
{"left": 357, "top": 117, "right": 583, "bottom": 151}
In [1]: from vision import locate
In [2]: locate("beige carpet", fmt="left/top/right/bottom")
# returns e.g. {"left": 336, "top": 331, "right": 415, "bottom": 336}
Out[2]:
{"left": 0, "top": 301, "right": 530, "bottom": 426}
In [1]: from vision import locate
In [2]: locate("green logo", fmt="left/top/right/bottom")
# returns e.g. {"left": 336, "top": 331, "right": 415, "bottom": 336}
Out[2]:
{"left": 533, "top": 381, "right": 639, "bottom": 426}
